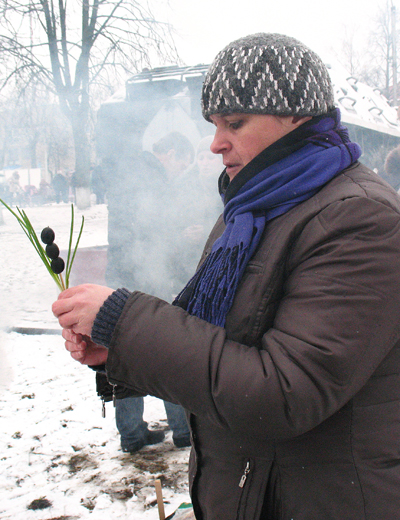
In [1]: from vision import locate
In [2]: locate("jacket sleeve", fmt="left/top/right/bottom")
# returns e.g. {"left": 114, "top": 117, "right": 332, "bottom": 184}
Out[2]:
{"left": 105, "top": 194, "right": 400, "bottom": 440}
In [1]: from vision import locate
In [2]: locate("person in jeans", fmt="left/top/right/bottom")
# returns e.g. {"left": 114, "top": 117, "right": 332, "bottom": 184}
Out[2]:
{"left": 96, "top": 372, "right": 190, "bottom": 452}
{"left": 100, "top": 132, "right": 194, "bottom": 453}
{"left": 116, "top": 396, "right": 190, "bottom": 452}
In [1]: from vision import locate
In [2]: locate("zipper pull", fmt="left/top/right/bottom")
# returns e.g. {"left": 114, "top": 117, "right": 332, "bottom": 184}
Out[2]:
{"left": 112, "top": 384, "right": 117, "bottom": 407}
{"left": 101, "top": 399, "right": 106, "bottom": 418}
{"left": 239, "top": 461, "right": 250, "bottom": 488}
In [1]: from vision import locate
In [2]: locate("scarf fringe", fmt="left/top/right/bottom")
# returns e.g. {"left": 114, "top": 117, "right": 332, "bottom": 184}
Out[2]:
{"left": 175, "top": 243, "right": 248, "bottom": 327}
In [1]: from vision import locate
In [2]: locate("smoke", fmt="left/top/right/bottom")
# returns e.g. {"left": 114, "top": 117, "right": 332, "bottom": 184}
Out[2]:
{"left": 104, "top": 130, "right": 223, "bottom": 303}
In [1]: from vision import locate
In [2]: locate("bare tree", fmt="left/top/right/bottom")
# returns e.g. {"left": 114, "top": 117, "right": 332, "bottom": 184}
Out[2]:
{"left": 0, "top": 0, "right": 179, "bottom": 207}
{"left": 337, "top": 1, "right": 400, "bottom": 102}
{"left": 337, "top": 26, "right": 364, "bottom": 78}
{"left": 366, "top": 1, "right": 394, "bottom": 98}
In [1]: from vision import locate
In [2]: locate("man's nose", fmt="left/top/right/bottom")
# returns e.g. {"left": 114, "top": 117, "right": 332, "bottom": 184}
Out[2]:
{"left": 210, "top": 129, "right": 230, "bottom": 155}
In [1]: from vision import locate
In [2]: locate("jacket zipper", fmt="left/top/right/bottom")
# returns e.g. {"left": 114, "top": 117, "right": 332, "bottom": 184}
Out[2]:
{"left": 112, "top": 383, "right": 117, "bottom": 407}
{"left": 101, "top": 383, "right": 117, "bottom": 417}
{"left": 236, "top": 460, "right": 252, "bottom": 520}
{"left": 239, "top": 460, "right": 251, "bottom": 488}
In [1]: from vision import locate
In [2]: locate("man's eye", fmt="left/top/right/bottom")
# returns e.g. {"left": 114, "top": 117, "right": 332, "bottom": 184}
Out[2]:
{"left": 229, "top": 121, "right": 242, "bottom": 130}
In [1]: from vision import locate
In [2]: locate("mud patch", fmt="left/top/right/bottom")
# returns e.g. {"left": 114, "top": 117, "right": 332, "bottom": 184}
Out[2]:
{"left": 68, "top": 453, "right": 98, "bottom": 474}
{"left": 27, "top": 496, "right": 52, "bottom": 510}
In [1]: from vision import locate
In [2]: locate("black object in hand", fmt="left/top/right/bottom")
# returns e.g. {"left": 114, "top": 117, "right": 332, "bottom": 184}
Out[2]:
{"left": 46, "top": 243, "right": 60, "bottom": 259}
{"left": 0, "top": 200, "right": 84, "bottom": 291}
{"left": 51, "top": 257, "right": 65, "bottom": 274}
{"left": 41, "top": 227, "right": 55, "bottom": 245}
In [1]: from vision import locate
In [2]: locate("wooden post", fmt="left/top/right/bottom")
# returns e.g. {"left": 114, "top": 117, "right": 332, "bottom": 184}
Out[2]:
{"left": 154, "top": 479, "right": 165, "bottom": 520}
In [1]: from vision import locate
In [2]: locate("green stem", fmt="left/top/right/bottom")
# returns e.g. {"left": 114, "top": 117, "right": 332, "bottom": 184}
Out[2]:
{"left": 66, "top": 215, "right": 85, "bottom": 284}
{"left": 65, "top": 204, "right": 74, "bottom": 288}
{"left": 0, "top": 198, "right": 83, "bottom": 291}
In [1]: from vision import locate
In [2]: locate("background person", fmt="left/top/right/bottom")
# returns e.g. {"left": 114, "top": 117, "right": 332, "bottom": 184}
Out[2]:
{"left": 0, "top": 172, "right": 10, "bottom": 204}
{"left": 384, "top": 145, "right": 400, "bottom": 191}
{"left": 99, "top": 131, "right": 194, "bottom": 453}
{"left": 53, "top": 33, "right": 400, "bottom": 519}
{"left": 8, "top": 171, "right": 24, "bottom": 206}
{"left": 52, "top": 170, "right": 69, "bottom": 203}
{"left": 90, "top": 164, "right": 107, "bottom": 204}
{"left": 152, "top": 131, "right": 195, "bottom": 182}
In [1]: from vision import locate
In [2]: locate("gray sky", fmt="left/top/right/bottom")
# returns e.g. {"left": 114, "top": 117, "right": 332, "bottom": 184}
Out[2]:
{"left": 161, "top": 0, "right": 391, "bottom": 67}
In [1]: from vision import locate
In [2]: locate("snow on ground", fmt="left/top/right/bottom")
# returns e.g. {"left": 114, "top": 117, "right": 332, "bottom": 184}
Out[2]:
{"left": 0, "top": 202, "right": 190, "bottom": 519}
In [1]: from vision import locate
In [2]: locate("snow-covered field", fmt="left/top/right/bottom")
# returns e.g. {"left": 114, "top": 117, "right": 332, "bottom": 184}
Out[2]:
{"left": 0, "top": 202, "right": 190, "bottom": 519}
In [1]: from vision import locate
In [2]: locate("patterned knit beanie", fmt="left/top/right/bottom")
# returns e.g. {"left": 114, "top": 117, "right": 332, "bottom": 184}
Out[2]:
{"left": 202, "top": 33, "right": 335, "bottom": 121}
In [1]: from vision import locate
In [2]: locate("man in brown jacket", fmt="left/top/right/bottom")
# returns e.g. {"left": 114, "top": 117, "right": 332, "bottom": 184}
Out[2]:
{"left": 53, "top": 33, "right": 400, "bottom": 519}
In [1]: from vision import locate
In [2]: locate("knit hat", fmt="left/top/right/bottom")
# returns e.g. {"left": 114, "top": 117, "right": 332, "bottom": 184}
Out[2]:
{"left": 202, "top": 33, "right": 335, "bottom": 121}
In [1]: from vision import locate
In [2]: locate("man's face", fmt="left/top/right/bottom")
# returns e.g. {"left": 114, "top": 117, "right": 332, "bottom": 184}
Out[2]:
{"left": 172, "top": 151, "right": 192, "bottom": 175}
{"left": 209, "top": 113, "right": 306, "bottom": 180}
{"left": 158, "top": 150, "right": 192, "bottom": 177}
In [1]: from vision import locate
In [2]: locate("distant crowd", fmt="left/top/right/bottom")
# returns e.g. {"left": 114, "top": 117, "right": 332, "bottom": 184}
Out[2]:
{"left": 0, "top": 166, "right": 107, "bottom": 207}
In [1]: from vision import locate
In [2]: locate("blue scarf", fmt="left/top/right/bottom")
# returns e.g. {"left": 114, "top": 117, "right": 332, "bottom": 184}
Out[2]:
{"left": 174, "top": 109, "right": 362, "bottom": 327}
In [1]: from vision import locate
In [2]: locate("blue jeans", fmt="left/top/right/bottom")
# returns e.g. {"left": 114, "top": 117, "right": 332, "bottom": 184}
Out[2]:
{"left": 115, "top": 396, "right": 189, "bottom": 451}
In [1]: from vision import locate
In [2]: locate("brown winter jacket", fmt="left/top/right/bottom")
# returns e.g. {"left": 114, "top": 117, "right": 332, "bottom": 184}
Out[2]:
{"left": 105, "top": 162, "right": 400, "bottom": 520}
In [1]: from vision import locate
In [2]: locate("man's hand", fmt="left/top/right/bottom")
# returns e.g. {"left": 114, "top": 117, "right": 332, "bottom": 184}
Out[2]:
{"left": 62, "top": 329, "right": 109, "bottom": 365}
{"left": 52, "top": 284, "right": 114, "bottom": 337}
